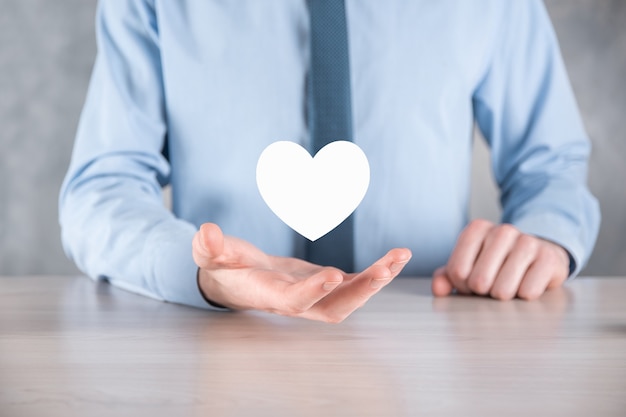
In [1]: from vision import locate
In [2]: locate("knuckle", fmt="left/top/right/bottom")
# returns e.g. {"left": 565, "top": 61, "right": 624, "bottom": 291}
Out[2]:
{"left": 467, "top": 219, "right": 493, "bottom": 234}
{"left": 517, "top": 233, "right": 537, "bottom": 248}
{"left": 467, "top": 275, "right": 490, "bottom": 295}
{"left": 490, "top": 287, "right": 514, "bottom": 301}
{"left": 447, "top": 262, "right": 470, "bottom": 281}
{"left": 543, "top": 246, "right": 564, "bottom": 266}
{"left": 535, "top": 249, "right": 552, "bottom": 265}
{"left": 493, "top": 224, "right": 519, "bottom": 240}
{"left": 515, "top": 234, "right": 539, "bottom": 253}
{"left": 517, "top": 287, "right": 541, "bottom": 301}
{"left": 473, "top": 218, "right": 493, "bottom": 229}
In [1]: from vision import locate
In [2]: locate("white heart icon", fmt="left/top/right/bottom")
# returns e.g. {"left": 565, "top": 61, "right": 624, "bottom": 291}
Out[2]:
{"left": 256, "top": 141, "right": 370, "bottom": 241}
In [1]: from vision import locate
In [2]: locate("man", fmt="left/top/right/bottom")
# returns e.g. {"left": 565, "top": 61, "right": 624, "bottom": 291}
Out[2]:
{"left": 60, "top": 0, "right": 600, "bottom": 323}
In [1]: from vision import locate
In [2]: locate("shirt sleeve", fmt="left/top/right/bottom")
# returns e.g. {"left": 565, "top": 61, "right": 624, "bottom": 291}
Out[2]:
{"left": 472, "top": 0, "right": 601, "bottom": 277}
{"left": 59, "top": 0, "right": 213, "bottom": 309}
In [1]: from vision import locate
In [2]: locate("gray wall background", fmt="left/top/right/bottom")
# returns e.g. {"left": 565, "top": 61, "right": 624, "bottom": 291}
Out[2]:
{"left": 1, "top": 0, "right": 624, "bottom": 276}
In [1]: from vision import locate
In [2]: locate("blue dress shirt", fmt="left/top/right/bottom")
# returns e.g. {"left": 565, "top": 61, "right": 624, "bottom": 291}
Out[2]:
{"left": 60, "top": 0, "right": 600, "bottom": 309}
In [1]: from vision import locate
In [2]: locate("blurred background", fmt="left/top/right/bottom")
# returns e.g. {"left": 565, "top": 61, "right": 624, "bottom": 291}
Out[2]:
{"left": 0, "top": 0, "right": 624, "bottom": 276}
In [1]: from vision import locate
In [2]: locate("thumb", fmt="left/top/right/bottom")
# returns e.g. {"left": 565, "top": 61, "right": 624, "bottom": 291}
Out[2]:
{"left": 432, "top": 266, "right": 454, "bottom": 297}
{"left": 192, "top": 223, "right": 225, "bottom": 268}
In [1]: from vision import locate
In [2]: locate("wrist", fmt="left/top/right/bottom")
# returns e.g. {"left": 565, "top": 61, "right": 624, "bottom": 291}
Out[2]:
{"left": 196, "top": 268, "right": 230, "bottom": 309}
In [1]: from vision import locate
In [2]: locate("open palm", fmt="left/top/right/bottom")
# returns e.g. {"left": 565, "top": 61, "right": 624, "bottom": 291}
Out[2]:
{"left": 192, "top": 223, "right": 412, "bottom": 323}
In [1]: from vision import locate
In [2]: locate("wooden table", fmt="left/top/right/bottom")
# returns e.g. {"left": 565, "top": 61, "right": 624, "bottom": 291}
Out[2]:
{"left": 0, "top": 276, "right": 625, "bottom": 417}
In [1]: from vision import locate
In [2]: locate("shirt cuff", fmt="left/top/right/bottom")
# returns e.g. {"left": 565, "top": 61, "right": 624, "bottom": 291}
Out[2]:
{"left": 141, "top": 220, "right": 228, "bottom": 310}
{"left": 511, "top": 212, "right": 585, "bottom": 279}
{"left": 196, "top": 267, "right": 231, "bottom": 310}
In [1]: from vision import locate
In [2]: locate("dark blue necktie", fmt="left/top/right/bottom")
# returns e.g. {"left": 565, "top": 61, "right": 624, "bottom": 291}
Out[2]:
{"left": 304, "top": 0, "right": 354, "bottom": 272}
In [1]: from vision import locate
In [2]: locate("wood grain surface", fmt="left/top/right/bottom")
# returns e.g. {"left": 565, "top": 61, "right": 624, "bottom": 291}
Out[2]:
{"left": 1, "top": 276, "right": 625, "bottom": 417}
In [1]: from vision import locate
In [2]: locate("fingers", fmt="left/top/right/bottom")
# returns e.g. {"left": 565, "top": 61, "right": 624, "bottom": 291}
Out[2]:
{"left": 432, "top": 267, "right": 453, "bottom": 297}
{"left": 442, "top": 220, "right": 570, "bottom": 301}
{"left": 250, "top": 267, "right": 344, "bottom": 314}
{"left": 516, "top": 257, "right": 552, "bottom": 301}
{"left": 302, "top": 264, "right": 391, "bottom": 323}
{"left": 517, "top": 244, "right": 569, "bottom": 300}
{"left": 192, "top": 223, "right": 411, "bottom": 321}
{"left": 489, "top": 235, "right": 539, "bottom": 300}
{"left": 466, "top": 224, "right": 518, "bottom": 295}
{"left": 374, "top": 247, "right": 413, "bottom": 277}
{"left": 303, "top": 248, "right": 412, "bottom": 323}
{"left": 446, "top": 219, "right": 493, "bottom": 294}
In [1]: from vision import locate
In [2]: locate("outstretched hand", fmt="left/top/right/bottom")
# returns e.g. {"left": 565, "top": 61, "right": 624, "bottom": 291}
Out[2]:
{"left": 192, "top": 223, "right": 412, "bottom": 323}
{"left": 432, "top": 219, "right": 570, "bottom": 301}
